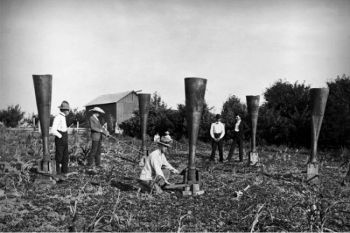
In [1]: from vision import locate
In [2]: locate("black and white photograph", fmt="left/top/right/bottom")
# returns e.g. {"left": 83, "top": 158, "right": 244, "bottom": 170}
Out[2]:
{"left": 1, "top": 0, "right": 350, "bottom": 232}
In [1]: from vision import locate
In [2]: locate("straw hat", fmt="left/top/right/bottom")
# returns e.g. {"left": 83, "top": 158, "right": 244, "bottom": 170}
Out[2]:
{"left": 89, "top": 107, "right": 105, "bottom": 114}
{"left": 58, "top": 101, "right": 70, "bottom": 110}
{"left": 157, "top": 136, "right": 172, "bottom": 147}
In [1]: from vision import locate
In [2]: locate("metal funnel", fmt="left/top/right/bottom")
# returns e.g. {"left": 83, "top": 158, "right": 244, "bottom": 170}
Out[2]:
{"left": 33, "top": 75, "right": 52, "bottom": 161}
{"left": 246, "top": 95, "right": 260, "bottom": 153}
{"left": 138, "top": 93, "right": 151, "bottom": 157}
{"left": 309, "top": 88, "right": 329, "bottom": 163}
{"left": 185, "top": 77, "right": 207, "bottom": 181}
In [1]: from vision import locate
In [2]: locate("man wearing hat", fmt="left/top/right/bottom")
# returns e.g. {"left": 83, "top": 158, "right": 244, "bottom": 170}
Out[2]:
{"left": 51, "top": 101, "right": 70, "bottom": 174}
{"left": 227, "top": 114, "right": 246, "bottom": 162}
{"left": 210, "top": 114, "right": 225, "bottom": 162}
{"left": 87, "top": 107, "right": 109, "bottom": 168}
{"left": 139, "top": 136, "right": 179, "bottom": 194}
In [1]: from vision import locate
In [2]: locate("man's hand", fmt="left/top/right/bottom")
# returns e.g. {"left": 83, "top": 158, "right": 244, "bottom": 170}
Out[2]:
{"left": 173, "top": 169, "right": 180, "bottom": 174}
{"left": 164, "top": 179, "right": 171, "bottom": 185}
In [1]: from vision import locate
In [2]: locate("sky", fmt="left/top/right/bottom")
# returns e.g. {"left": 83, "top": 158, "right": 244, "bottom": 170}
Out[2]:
{"left": 1, "top": 0, "right": 350, "bottom": 116}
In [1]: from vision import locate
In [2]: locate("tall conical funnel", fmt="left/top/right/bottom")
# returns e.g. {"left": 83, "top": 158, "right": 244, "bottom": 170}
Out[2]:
{"left": 33, "top": 75, "right": 52, "bottom": 162}
{"left": 138, "top": 93, "right": 151, "bottom": 157}
{"left": 246, "top": 95, "right": 260, "bottom": 165}
{"left": 185, "top": 77, "right": 207, "bottom": 181}
{"left": 309, "top": 88, "right": 329, "bottom": 163}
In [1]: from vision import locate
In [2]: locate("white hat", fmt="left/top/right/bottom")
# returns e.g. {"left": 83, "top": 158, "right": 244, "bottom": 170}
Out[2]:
{"left": 89, "top": 107, "right": 105, "bottom": 114}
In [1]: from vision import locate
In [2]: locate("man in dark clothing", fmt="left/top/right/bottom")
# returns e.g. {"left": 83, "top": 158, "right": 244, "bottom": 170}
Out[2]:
{"left": 87, "top": 107, "right": 109, "bottom": 168}
{"left": 227, "top": 115, "right": 246, "bottom": 162}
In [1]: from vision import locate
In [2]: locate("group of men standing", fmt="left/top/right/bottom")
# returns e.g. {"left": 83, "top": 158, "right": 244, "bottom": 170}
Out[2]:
{"left": 50, "top": 100, "right": 245, "bottom": 194}
{"left": 210, "top": 114, "right": 245, "bottom": 163}
{"left": 51, "top": 100, "right": 176, "bottom": 194}
{"left": 51, "top": 101, "right": 109, "bottom": 175}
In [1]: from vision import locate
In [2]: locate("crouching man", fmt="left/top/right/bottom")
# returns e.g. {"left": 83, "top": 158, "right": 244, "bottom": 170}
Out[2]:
{"left": 139, "top": 137, "right": 179, "bottom": 194}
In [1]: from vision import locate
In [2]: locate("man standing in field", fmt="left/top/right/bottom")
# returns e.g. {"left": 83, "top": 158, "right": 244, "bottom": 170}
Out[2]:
{"left": 210, "top": 114, "right": 225, "bottom": 162}
{"left": 227, "top": 114, "right": 246, "bottom": 162}
{"left": 87, "top": 107, "right": 109, "bottom": 169}
{"left": 139, "top": 136, "right": 179, "bottom": 194}
{"left": 51, "top": 101, "right": 70, "bottom": 175}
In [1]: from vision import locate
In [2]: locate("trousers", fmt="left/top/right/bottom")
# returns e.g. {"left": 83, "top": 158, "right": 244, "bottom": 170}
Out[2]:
{"left": 87, "top": 139, "right": 102, "bottom": 167}
{"left": 138, "top": 169, "right": 170, "bottom": 194}
{"left": 227, "top": 131, "right": 244, "bottom": 162}
{"left": 55, "top": 131, "right": 69, "bottom": 174}
{"left": 210, "top": 133, "right": 224, "bottom": 162}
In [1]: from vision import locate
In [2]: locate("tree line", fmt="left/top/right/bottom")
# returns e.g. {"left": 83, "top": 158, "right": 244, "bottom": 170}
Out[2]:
{"left": 120, "top": 75, "right": 350, "bottom": 149}
{"left": 1, "top": 74, "right": 349, "bottom": 149}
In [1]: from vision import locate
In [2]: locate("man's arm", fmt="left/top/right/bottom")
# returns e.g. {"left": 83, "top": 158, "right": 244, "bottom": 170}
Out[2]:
{"left": 210, "top": 123, "right": 215, "bottom": 139}
{"left": 219, "top": 123, "right": 225, "bottom": 140}
{"left": 150, "top": 156, "right": 169, "bottom": 183}
{"left": 51, "top": 115, "right": 62, "bottom": 138}
{"left": 162, "top": 156, "right": 179, "bottom": 174}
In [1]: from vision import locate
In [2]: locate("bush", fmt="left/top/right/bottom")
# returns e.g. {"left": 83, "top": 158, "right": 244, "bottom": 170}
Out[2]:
{"left": 258, "top": 80, "right": 310, "bottom": 147}
{"left": 322, "top": 74, "right": 350, "bottom": 148}
{"left": 0, "top": 105, "right": 25, "bottom": 128}
{"left": 119, "top": 92, "right": 215, "bottom": 141}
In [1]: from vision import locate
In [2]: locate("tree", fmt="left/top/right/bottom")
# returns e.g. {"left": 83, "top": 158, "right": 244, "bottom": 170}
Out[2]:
{"left": 322, "top": 74, "right": 350, "bottom": 148}
{"left": 66, "top": 108, "right": 88, "bottom": 128}
{"left": 119, "top": 92, "right": 215, "bottom": 142}
{"left": 259, "top": 79, "right": 310, "bottom": 146}
{"left": 221, "top": 95, "right": 247, "bottom": 139}
{"left": 0, "top": 105, "right": 25, "bottom": 127}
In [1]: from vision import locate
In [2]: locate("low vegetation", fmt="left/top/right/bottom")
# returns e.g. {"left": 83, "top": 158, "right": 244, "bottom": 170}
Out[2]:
{"left": 0, "top": 128, "right": 349, "bottom": 232}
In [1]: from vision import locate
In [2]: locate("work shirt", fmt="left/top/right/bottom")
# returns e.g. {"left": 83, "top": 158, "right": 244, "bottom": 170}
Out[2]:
{"left": 154, "top": 134, "right": 160, "bottom": 142}
{"left": 235, "top": 120, "right": 241, "bottom": 132}
{"left": 89, "top": 114, "right": 108, "bottom": 141}
{"left": 210, "top": 121, "right": 225, "bottom": 140}
{"left": 164, "top": 135, "right": 172, "bottom": 142}
{"left": 51, "top": 112, "right": 67, "bottom": 138}
{"left": 139, "top": 149, "right": 178, "bottom": 182}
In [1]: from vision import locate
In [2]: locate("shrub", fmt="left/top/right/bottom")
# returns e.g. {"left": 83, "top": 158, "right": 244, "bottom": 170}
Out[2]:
{"left": 0, "top": 105, "right": 25, "bottom": 128}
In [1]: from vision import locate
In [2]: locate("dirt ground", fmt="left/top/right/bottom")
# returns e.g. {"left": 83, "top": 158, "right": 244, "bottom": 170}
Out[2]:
{"left": 0, "top": 128, "right": 350, "bottom": 232}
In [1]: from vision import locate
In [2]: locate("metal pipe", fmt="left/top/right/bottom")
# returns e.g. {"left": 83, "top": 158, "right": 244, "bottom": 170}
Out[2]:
{"left": 33, "top": 74, "right": 52, "bottom": 161}
{"left": 138, "top": 93, "right": 151, "bottom": 157}
{"left": 309, "top": 88, "right": 329, "bottom": 163}
{"left": 185, "top": 77, "right": 207, "bottom": 181}
{"left": 246, "top": 95, "right": 260, "bottom": 153}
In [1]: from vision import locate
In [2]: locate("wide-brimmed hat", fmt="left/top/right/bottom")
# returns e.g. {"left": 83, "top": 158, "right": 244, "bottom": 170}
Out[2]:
{"left": 157, "top": 136, "right": 172, "bottom": 148}
{"left": 58, "top": 101, "right": 70, "bottom": 110}
{"left": 89, "top": 107, "right": 105, "bottom": 114}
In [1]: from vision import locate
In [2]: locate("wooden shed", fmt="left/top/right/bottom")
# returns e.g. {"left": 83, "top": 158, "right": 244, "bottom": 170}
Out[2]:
{"left": 85, "top": 90, "right": 139, "bottom": 131}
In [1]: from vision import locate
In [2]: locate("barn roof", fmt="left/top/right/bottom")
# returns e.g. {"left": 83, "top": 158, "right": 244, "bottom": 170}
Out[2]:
{"left": 85, "top": 90, "right": 136, "bottom": 106}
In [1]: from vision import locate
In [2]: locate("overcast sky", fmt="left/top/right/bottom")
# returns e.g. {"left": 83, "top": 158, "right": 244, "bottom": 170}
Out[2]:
{"left": 1, "top": 0, "right": 350, "bottom": 115}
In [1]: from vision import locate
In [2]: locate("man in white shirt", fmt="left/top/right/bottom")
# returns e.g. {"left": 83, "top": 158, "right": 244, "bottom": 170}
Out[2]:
{"left": 153, "top": 132, "right": 160, "bottom": 142}
{"left": 139, "top": 136, "right": 179, "bottom": 194}
{"left": 210, "top": 114, "right": 225, "bottom": 162}
{"left": 51, "top": 101, "right": 70, "bottom": 174}
{"left": 163, "top": 130, "right": 173, "bottom": 148}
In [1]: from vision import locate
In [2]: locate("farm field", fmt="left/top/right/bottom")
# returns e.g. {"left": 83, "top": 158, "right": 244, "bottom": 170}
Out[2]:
{"left": 0, "top": 127, "right": 350, "bottom": 232}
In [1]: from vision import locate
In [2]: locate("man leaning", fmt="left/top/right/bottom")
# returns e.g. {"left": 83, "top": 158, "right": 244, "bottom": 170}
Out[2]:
{"left": 139, "top": 136, "right": 179, "bottom": 194}
{"left": 87, "top": 107, "right": 109, "bottom": 169}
